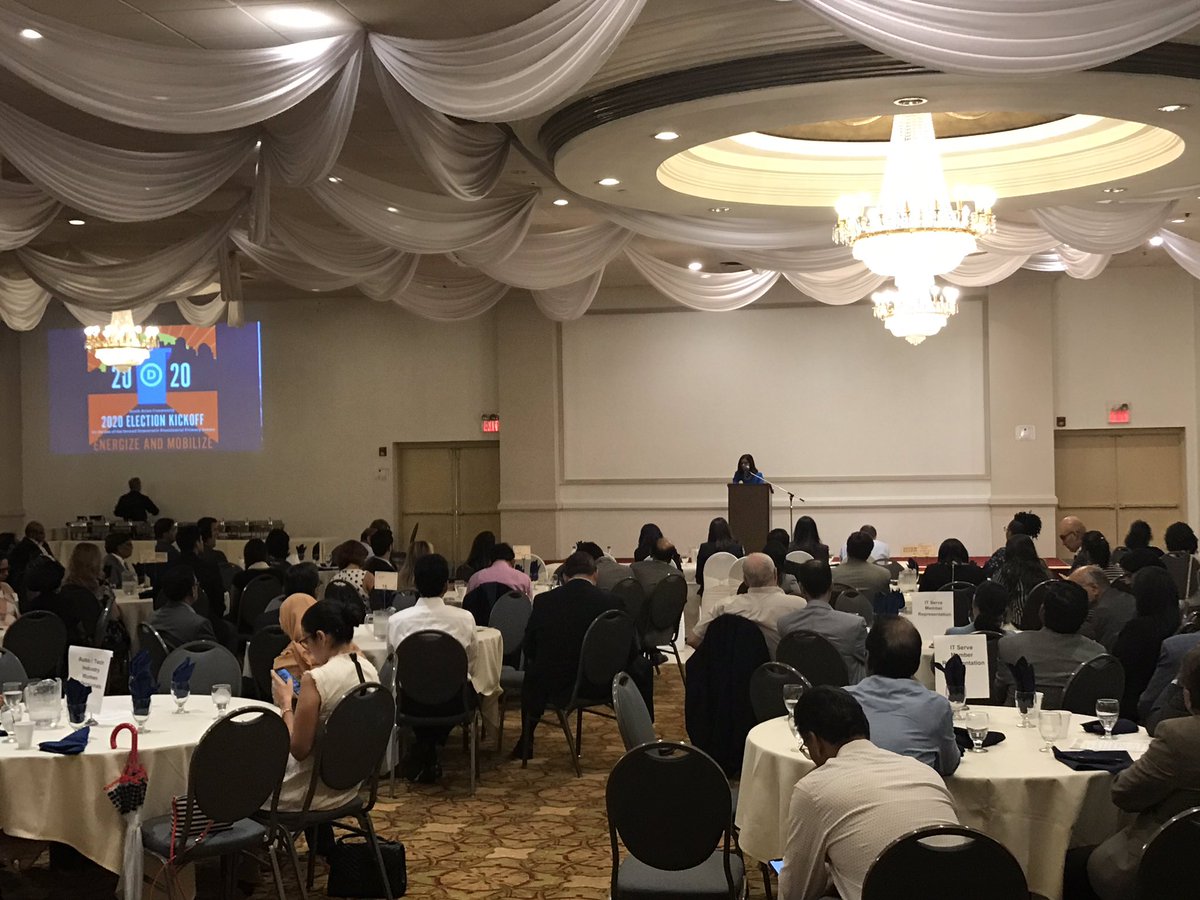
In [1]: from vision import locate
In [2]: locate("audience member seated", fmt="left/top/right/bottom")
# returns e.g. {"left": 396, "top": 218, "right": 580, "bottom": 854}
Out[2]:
{"left": 780, "top": 686, "right": 960, "bottom": 900}
{"left": 102, "top": 531, "right": 138, "bottom": 592}
{"left": 768, "top": 528, "right": 791, "bottom": 548}
{"left": 918, "top": 538, "right": 986, "bottom": 591}
{"left": 831, "top": 531, "right": 890, "bottom": 598}
{"left": 153, "top": 517, "right": 179, "bottom": 565}
{"left": 1112, "top": 566, "right": 1181, "bottom": 721}
{"left": 848, "top": 616, "right": 960, "bottom": 776}
{"left": 34, "top": 543, "right": 110, "bottom": 645}
{"left": 788, "top": 515, "right": 830, "bottom": 563}
{"left": 575, "top": 541, "right": 632, "bottom": 591}
{"left": 837, "top": 524, "right": 890, "bottom": 563}
{"left": 259, "top": 563, "right": 321, "bottom": 628}
{"left": 994, "top": 581, "right": 1104, "bottom": 707}
{"left": 688, "top": 553, "right": 805, "bottom": 656}
{"left": 695, "top": 517, "right": 744, "bottom": 596}
{"left": 230, "top": 538, "right": 278, "bottom": 619}
{"left": 633, "top": 522, "right": 663, "bottom": 563}
{"left": 1059, "top": 516, "right": 1088, "bottom": 569}
{"left": 778, "top": 560, "right": 868, "bottom": 683}
{"left": 466, "top": 542, "right": 532, "bottom": 599}
{"left": 175, "top": 524, "right": 228, "bottom": 622}
{"left": 1076, "top": 530, "right": 1123, "bottom": 582}
{"left": 364, "top": 528, "right": 396, "bottom": 574}
{"left": 511, "top": 551, "right": 618, "bottom": 759}
{"left": 630, "top": 538, "right": 681, "bottom": 595}
{"left": 271, "top": 597, "right": 378, "bottom": 811}
{"left": 329, "top": 539, "right": 374, "bottom": 601}
{"left": 0, "top": 556, "right": 18, "bottom": 627}
{"left": 993, "top": 533, "right": 1052, "bottom": 627}
{"left": 1071, "top": 565, "right": 1135, "bottom": 652}
{"left": 763, "top": 540, "right": 805, "bottom": 597}
{"left": 398, "top": 540, "right": 435, "bottom": 592}
{"left": 197, "top": 516, "right": 228, "bottom": 568}
{"left": 947, "top": 581, "right": 1009, "bottom": 636}
{"left": 388, "top": 553, "right": 477, "bottom": 782}
{"left": 455, "top": 530, "right": 496, "bottom": 582}
{"left": 1075, "top": 645, "right": 1200, "bottom": 900}
{"left": 1118, "top": 519, "right": 1164, "bottom": 576}
{"left": 265, "top": 527, "right": 293, "bottom": 571}
{"left": 19, "top": 556, "right": 65, "bottom": 615}
{"left": 149, "top": 567, "right": 217, "bottom": 649}
{"left": 1163, "top": 520, "right": 1200, "bottom": 602}
{"left": 273, "top": 592, "right": 319, "bottom": 679}
{"left": 1138, "top": 624, "right": 1200, "bottom": 723}
{"left": 982, "top": 511, "right": 1042, "bottom": 578}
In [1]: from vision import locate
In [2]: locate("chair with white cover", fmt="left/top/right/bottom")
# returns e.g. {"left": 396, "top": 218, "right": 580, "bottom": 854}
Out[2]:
{"left": 701, "top": 552, "right": 738, "bottom": 605}
{"left": 785, "top": 550, "right": 813, "bottom": 565}
{"left": 727, "top": 557, "right": 747, "bottom": 589}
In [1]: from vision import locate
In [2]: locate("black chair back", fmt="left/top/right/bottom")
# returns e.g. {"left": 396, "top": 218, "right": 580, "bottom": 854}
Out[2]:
{"left": 462, "top": 582, "right": 506, "bottom": 626}
{"left": 749, "top": 661, "right": 810, "bottom": 724}
{"left": 1137, "top": 805, "right": 1200, "bottom": 899}
{"left": 612, "top": 671, "right": 657, "bottom": 751}
{"left": 239, "top": 575, "right": 283, "bottom": 632}
{"left": 775, "top": 630, "right": 850, "bottom": 687}
{"left": 247, "top": 626, "right": 290, "bottom": 700}
{"left": 610, "top": 577, "right": 646, "bottom": 625}
{"left": 93, "top": 595, "right": 117, "bottom": 648}
{"left": 137, "top": 622, "right": 171, "bottom": 679}
{"left": 606, "top": 742, "right": 736, "bottom": 888}
{"left": 489, "top": 592, "right": 532, "bottom": 666}
{"left": 3, "top": 610, "right": 67, "bottom": 679}
{"left": 862, "top": 825, "right": 1027, "bottom": 900}
{"left": 0, "top": 647, "right": 28, "bottom": 683}
{"left": 876, "top": 560, "right": 902, "bottom": 580}
{"left": 395, "top": 630, "right": 469, "bottom": 706}
{"left": 941, "top": 583, "right": 976, "bottom": 626}
{"left": 392, "top": 590, "right": 419, "bottom": 611}
{"left": 833, "top": 589, "right": 874, "bottom": 627}
{"left": 158, "top": 640, "right": 242, "bottom": 694}
{"left": 1060, "top": 653, "right": 1126, "bottom": 714}
{"left": 572, "top": 610, "right": 636, "bottom": 707}
{"left": 309, "top": 682, "right": 394, "bottom": 803}
{"left": 830, "top": 582, "right": 853, "bottom": 605}
{"left": 642, "top": 574, "right": 687, "bottom": 647}
{"left": 1018, "top": 579, "right": 1058, "bottom": 631}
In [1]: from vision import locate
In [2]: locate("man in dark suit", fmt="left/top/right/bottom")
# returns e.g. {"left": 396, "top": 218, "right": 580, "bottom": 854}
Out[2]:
{"left": 9, "top": 521, "right": 56, "bottom": 599}
{"left": 778, "top": 560, "right": 869, "bottom": 683}
{"left": 113, "top": 477, "right": 160, "bottom": 523}
{"left": 148, "top": 566, "right": 216, "bottom": 650}
{"left": 172, "top": 525, "right": 234, "bottom": 649}
{"left": 511, "top": 550, "right": 619, "bottom": 758}
{"left": 630, "top": 538, "right": 679, "bottom": 595}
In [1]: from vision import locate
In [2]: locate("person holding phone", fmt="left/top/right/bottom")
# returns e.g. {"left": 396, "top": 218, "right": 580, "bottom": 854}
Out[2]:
{"left": 273, "top": 593, "right": 317, "bottom": 680}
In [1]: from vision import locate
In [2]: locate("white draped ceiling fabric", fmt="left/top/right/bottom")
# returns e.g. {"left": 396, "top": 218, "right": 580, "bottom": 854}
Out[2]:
{"left": 1, "top": 0, "right": 1200, "bottom": 329}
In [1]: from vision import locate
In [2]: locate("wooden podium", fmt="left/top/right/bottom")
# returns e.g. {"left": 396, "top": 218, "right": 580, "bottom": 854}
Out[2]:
{"left": 728, "top": 483, "right": 771, "bottom": 553}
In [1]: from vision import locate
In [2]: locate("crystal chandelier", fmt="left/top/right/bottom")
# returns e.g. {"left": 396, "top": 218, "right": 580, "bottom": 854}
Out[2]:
{"left": 833, "top": 113, "right": 996, "bottom": 292}
{"left": 872, "top": 282, "right": 960, "bottom": 346}
{"left": 84, "top": 310, "right": 160, "bottom": 371}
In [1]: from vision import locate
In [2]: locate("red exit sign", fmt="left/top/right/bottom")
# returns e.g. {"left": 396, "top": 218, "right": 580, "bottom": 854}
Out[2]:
{"left": 481, "top": 417, "right": 500, "bottom": 433}
{"left": 1108, "top": 404, "right": 1130, "bottom": 425}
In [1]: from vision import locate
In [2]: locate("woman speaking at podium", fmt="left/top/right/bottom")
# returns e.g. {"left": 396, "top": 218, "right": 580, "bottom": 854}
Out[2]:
{"left": 731, "top": 453, "right": 768, "bottom": 486}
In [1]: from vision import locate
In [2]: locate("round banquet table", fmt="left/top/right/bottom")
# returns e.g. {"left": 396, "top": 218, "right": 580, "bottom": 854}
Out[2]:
{"left": 736, "top": 707, "right": 1151, "bottom": 900}
{"left": 0, "top": 695, "right": 276, "bottom": 877}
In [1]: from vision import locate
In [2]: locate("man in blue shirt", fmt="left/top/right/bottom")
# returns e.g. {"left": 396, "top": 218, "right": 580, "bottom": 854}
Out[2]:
{"left": 847, "top": 615, "right": 961, "bottom": 776}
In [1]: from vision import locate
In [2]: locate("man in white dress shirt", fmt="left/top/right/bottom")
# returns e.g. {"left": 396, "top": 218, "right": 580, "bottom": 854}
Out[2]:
{"left": 837, "top": 524, "right": 890, "bottom": 563}
{"left": 387, "top": 552, "right": 476, "bottom": 782}
{"left": 780, "top": 687, "right": 960, "bottom": 900}
{"left": 687, "top": 553, "right": 805, "bottom": 655}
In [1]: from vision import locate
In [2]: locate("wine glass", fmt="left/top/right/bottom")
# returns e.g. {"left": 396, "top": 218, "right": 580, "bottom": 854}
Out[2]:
{"left": 1015, "top": 691, "right": 1036, "bottom": 728}
{"left": 947, "top": 686, "right": 967, "bottom": 722}
{"left": 2, "top": 682, "right": 23, "bottom": 721}
{"left": 781, "top": 684, "right": 805, "bottom": 752}
{"left": 211, "top": 684, "right": 232, "bottom": 718}
{"left": 132, "top": 697, "right": 151, "bottom": 734}
{"left": 1038, "top": 710, "right": 1068, "bottom": 752}
{"left": 1095, "top": 698, "right": 1120, "bottom": 739}
{"left": 0, "top": 707, "right": 15, "bottom": 744}
{"left": 171, "top": 681, "right": 190, "bottom": 715}
{"left": 965, "top": 710, "right": 990, "bottom": 753}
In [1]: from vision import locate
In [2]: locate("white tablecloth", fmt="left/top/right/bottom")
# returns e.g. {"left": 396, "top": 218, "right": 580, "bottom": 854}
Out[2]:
{"left": 736, "top": 707, "right": 1150, "bottom": 900}
{"left": 116, "top": 596, "right": 156, "bottom": 650}
{"left": 0, "top": 695, "right": 275, "bottom": 875}
{"left": 51, "top": 538, "right": 338, "bottom": 568}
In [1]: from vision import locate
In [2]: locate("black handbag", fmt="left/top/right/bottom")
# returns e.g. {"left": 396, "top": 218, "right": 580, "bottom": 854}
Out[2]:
{"left": 326, "top": 835, "right": 407, "bottom": 898}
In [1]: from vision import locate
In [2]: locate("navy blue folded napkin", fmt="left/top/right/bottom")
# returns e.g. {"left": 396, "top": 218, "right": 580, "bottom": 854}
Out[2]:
{"left": 39, "top": 726, "right": 90, "bottom": 755}
{"left": 1052, "top": 747, "right": 1133, "bottom": 773}
{"left": 65, "top": 678, "right": 91, "bottom": 722}
{"left": 935, "top": 654, "right": 967, "bottom": 692}
{"left": 129, "top": 650, "right": 155, "bottom": 702}
{"left": 1008, "top": 656, "right": 1036, "bottom": 693}
{"left": 1081, "top": 718, "right": 1138, "bottom": 736}
{"left": 954, "top": 727, "right": 1005, "bottom": 751}
{"left": 873, "top": 591, "right": 905, "bottom": 616}
{"left": 172, "top": 657, "right": 195, "bottom": 687}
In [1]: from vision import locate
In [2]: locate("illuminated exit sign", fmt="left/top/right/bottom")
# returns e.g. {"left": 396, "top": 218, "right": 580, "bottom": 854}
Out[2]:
{"left": 1108, "top": 404, "right": 1131, "bottom": 425}
{"left": 481, "top": 415, "right": 500, "bottom": 433}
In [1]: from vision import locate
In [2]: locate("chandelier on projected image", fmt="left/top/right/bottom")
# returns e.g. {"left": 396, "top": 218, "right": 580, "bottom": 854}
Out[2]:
{"left": 84, "top": 310, "right": 159, "bottom": 371}
{"left": 833, "top": 112, "right": 994, "bottom": 344}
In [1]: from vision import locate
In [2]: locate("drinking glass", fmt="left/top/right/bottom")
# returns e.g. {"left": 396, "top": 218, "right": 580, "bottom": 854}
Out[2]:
{"left": 211, "top": 684, "right": 232, "bottom": 718}
{"left": 3, "top": 681, "right": 23, "bottom": 719}
{"left": 781, "top": 684, "right": 805, "bottom": 751}
{"left": 132, "top": 697, "right": 151, "bottom": 734}
{"left": 947, "top": 687, "right": 967, "bottom": 722}
{"left": 0, "top": 707, "right": 15, "bottom": 744}
{"left": 1038, "top": 710, "right": 1068, "bottom": 752}
{"left": 372, "top": 610, "right": 391, "bottom": 641}
{"left": 171, "top": 681, "right": 190, "bottom": 715}
{"left": 1015, "top": 691, "right": 1036, "bottom": 728}
{"left": 1095, "top": 698, "right": 1120, "bottom": 739}
{"left": 965, "top": 710, "right": 990, "bottom": 753}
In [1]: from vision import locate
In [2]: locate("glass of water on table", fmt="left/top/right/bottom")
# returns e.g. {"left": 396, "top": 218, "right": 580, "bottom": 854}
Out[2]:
{"left": 1095, "top": 698, "right": 1120, "bottom": 739}
{"left": 965, "top": 710, "right": 990, "bottom": 753}
{"left": 782, "top": 684, "right": 806, "bottom": 755}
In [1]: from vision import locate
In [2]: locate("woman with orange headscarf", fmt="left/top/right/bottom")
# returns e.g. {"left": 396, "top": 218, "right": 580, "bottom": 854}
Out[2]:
{"left": 273, "top": 593, "right": 317, "bottom": 678}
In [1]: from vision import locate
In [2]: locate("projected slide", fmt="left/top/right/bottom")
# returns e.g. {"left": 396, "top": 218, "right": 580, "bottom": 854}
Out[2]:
{"left": 48, "top": 324, "right": 263, "bottom": 454}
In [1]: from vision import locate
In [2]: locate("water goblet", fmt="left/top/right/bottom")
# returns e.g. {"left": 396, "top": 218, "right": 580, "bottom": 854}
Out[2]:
{"left": 1015, "top": 691, "right": 1036, "bottom": 728}
{"left": 3, "top": 682, "right": 23, "bottom": 724}
{"left": 1095, "top": 698, "right": 1120, "bottom": 739}
{"left": 947, "top": 687, "right": 967, "bottom": 722}
{"left": 1, "top": 707, "right": 15, "bottom": 744}
{"left": 1038, "top": 710, "right": 1068, "bottom": 752}
{"left": 781, "top": 683, "right": 805, "bottom": 751}
{"left": 132, "top": 697, "right": 151, "bottom": 734}
{"left": 171, "top": 681, "right": 191, "bottom": 715}
{"left": 211, "top": 684, "right": 232, "bottom": 718}
{"left": 965, "top": 710, "right": 990, "bottom": 753}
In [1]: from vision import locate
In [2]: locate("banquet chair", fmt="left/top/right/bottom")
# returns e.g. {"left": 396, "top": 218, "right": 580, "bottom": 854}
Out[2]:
{"left": 3, "top": 610, "right": 68, "bottom": 679}
{"left": 392, "top": 630, "right": 478, "bottom": 795}
{"left": 1136, "top": 805, "right": 1200, "bottom": 899}
{"left": 727, "top": 557, "right": 747, "bottom": 589}
{"left": 862, "top": 825, "right": 1027, "bottom": 900}
{"left": 390, "top": 589, "right": 418, "bottom": 611}
{"left": 606, "top": 741, "right": 744, "bottom": 899}
{"left": 833, "top": 589, "right": 875, "bottom": 627}
{"left": 612, "top": 671, "right": 657, "bottom": 751}
{"left": 138, "top": 622, "right": 172, "bottom": 680}
{"left": 0, "top": 648, "right": 28, "bottom": 684}
{"left": 642, "top": 574, "right": 688, "bottom": 684}
{"left": 92, "top": 595, "right": 118, "bottom": 648}
{"left": 247, "top": 626, "right": 290, "bottom": 700}
{"left": 785, "top": 550, "right": 813, "bottom": 565}
{"left": 492, "top": 591, "right": 533, "bottom": 751}
{"left": 238, "top": 575, "right": 284, "bottom": 637}
{"left": 1018, "top": 579, "right": 1058, "bottom": 632}
{"left": 1162, "top": 551, "right": 1199, "bottom": 602}
{"left": 262, "top": 682, "right": 396, "bottom": 900}
{"left": 142, "top": 707, "right": 291, "bottom": 900}
{"left": 829, "top": 583, "right": 854, "bottom": 605}
{"left": 158, "top": 641, "right": 243, "bottom": 695}
{"left": 875, "top": 559, "right": 903, "bottom": 580}
{"left": 522, "top": 610, "right": 636, "bottom": 777}
{"left": 611, "top": 577, "right": 647, "bottom": 630}
{"left": 701, "top": 552, "right": 738, "bottom": 601}
{"left": 775, "top": 631, "right": 850, "bottom": 688}
{"left": 462, "top": 581, "right": 507, "bottom": 627}
{"left": 1060, "top": 654, "right": 1126, "bottom": 715}
{"left": 749, "top": 661, "right": 810, "bottom": 724}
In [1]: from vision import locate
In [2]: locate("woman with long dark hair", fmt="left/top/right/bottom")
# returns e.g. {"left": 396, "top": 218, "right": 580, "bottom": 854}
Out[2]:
{"left": 696, "top": 517, "right": 744, "bottom": 596}
{"left": 788, "top": 515, "right": 829, "bottom": 563}
{"left": 731, "top": 453, "right": 766, "bottom": 485}
{"left": 993, "top": 534, "right": 1051, "bottom": 626}
{"left": 918, "top": 538, "right": 985, "bottom": 591}
{"left": 456, "top": 530, "right": 496, "bottom": 582}
{"left": 632, "top": 523, "right": 682, "bottom": 569}
{"left": 1119, "top": 520, "right": 1165, "bottom": 575}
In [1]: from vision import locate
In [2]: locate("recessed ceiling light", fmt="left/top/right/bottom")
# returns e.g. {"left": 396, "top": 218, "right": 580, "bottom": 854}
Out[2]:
{"left": 1171, "top": 217, "right": 1186, "bottom": 223}
{"left": 597, "top": 177, "right": 620, "bottom": 187}
{"left": 893, "top": 96, "right": 928, "bottom": 107}
{"left": 552, "top": 198, "right": 569, "bottom": 206}
{"left": 263, "top": 7, "right": 335, "bottom": 29}
{"left": 19, "top": 28, "right": 42, "bottom": 40}
{"left": 1101, "top": 187, "right": 1126, "bottom": 193}
{"left": 1148, "top": 235, "right": 1165, "bottom": 247}
{"left": 654, "top": 131, "right": 680, "bottom": 141}
{"left": 709, "top": 206, "right": 731, "bottom": 213}
{"left": 1157, "top": 103, "right": 1189, "bottom": 113}
{"left": 386, "top": 206, "right": 398, "bottom": 213}
{"left": 68, "top": 218, "right": 85, "bottom": 226}
{"left": 327, "top": 176, "right": 342, "bottom": 184}
{"left": 687, "top": 261, "right": 703, "bottom": 271}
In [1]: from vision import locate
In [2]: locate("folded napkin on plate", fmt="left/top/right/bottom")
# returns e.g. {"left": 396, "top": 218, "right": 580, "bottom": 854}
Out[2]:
{"left": 1052, "top": 747, "right": 1133, "bottom": 773}
{"left": 39, "top": 726, "right": 90, "bottom": 755}
{"left": 171, "top": 657, "right": 195, "bottom": 687}
{"left": 128, "top": 650, "right": 155, "bottom": 702}
{"left": 954, "top": 727, "right": 1005, "bottom": 751}
{"left": 1081, "top": 718, "right": 1138, "bottom": 736}
{"left": 872, "top": 591, "right": 905, "bottom": 616}
{"left": 1008, "top": 656, "right": 1036, "bottom": 693}
{"left": 935, "top": 654, "right": 967, "bottom": 692}
{"left": 65, "top": 678, "right": 91, "bottom": 707}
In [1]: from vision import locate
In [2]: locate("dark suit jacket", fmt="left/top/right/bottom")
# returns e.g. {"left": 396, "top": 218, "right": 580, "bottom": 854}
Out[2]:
{"left": 1138, "top": 632, "right": 1200, "bottom": 722}
{"left": 523, "top": 579, "right": 619, "bottom": 703}
{"left": 174, "top": 553, "right": 227, "bottom": 623}
{"left": 149, "top": 602, "right": 217, "bottom": 650}
{"left": 1113, "top": 614, "right": 1178, "bottom": 720}
{"left": 10, "top": 538, "right": 54, "bottom": 596}
{"left": 27, "top": 585, "right": 102, "bottom": 646}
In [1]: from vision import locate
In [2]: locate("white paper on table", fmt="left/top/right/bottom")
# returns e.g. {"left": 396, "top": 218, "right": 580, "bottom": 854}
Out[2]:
{"left": 67, "top": 645, "right": 113, "bottom": 715}
{"left": 1071, "top": 737, "right": 1151, "bottom": 757}
{"left": 909, "top": 593, "right": 958, "bottom": 644}
{"left": 374, "top": 571, "right": 398, "bottom": 591}
{"left": 931, "top": 634, "right": 990, "bottom": 700}
{"left": 512, "top": 545, "right": 532, "bottom": 559}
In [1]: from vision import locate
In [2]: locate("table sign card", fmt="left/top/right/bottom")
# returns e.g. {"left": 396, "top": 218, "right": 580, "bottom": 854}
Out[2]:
{"left": 374, "top": 571, "right": 398, "bottom": 591}
{"left": 512, "top": 545, "right": 532, "bottom": 559}
{"left": 909, "top": 592, "right": 957, "bottom": 644}
{"left": 931, "top": 635, "right": 990, "bottom": 700}
{"left": 67, "top": 645, "right": 113, "bottom": 716}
